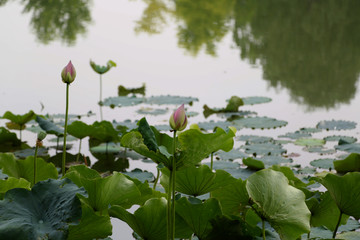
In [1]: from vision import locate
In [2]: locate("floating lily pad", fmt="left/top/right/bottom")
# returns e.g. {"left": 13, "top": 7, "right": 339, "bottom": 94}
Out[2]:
{"left": 278, "top": 131, "right": 311, "bottom": 139}
{"left": 232, "top": 117, "right": 287, "bottom": 129}
{"left": 324, "top": 135, "right": 357, "bottom": 144}
{"left": 122, "top": 169, "right": 154, "bottom": 183}
{"left": 335, "top": 142, "right": 360, "bottom": 154}
{"left": 215, "top": 149, "right": 248, "bottom": 161}
{"left": 218, "top": 111, "right": 256, "bottom": 120}
{"left": 303, "top": 147, "right": 336, "bottom": 154}
{"left": 297, "top": 166, "right": 316, "bottom": 175}
{"left": 204, "top": 161, "right": 240, "bottom": 170}
{"left": 224, "top": 168, "right": 256, "bottom": 180}
{"left": 197, "top": 121, "right": 232, "bottom": 131}
{"left": 310, "top": 158, "right": 335, "bottom": 169}
{"left": 299, "top": 127, "right": 322, "bottom": 133}
{"left": 241, "top": 143, "right": 286, "bottom": 156}
{"left": 48, "top": 135, "right": 78, "bottom": 142}
{"left": 316, "top": 120, "right": 357, "bottom": 131}
{"left": 136, "top": 108, "right": 167, "bottom": 115}
{"left": 13, "top": 147, "right": 49, "bottom": 159}
{"left": 102, "top": 96, "right": 145, "bottom": 108}
{"left": 294, "top": 138, "right": 325, "bottom": 147}
{"left": 242, "top": 96, "right": 272, "bottom": 105}
{"left": 237, "top": 135, "right": 273, "bottom": 144}
{"left": 113, "top": 120, "right": 139, "bottom": 131}
{"left": 146, "top": 95, "right": 198, "bottom": 105}
{"left": 337, "top": 232, "right": 360, "bottom": 240}
{"left": 256, "top": 156, "right": 293, "bottom": 166}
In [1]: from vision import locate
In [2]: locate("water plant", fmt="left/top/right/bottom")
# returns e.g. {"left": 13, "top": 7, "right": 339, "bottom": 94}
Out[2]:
{"left": 2, "top": 110, "right": 35, "bottom": 142}
{"left": 61, "top": 61, "right": 76, "bottom": 176}
{"left": 33, "top": 131, "right": 46, "bottom": 184}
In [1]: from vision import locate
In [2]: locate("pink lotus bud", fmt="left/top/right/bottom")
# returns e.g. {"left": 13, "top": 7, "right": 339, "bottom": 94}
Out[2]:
{"left": 169, "top": 104, "right": 187, "bottom": 131}
{"left": 61, "top": 61, "right": 76, "bottom": 84}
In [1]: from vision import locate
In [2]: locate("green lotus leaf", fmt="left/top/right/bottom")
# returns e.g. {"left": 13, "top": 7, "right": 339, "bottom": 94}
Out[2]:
{"left": 175, "top": 197, "right": 223, "bottom": 239}
{"left": 90, "top": 59, "right": 116, "bottom": 74}
{"left": 211, "top": 178, "right": 249, "bottom": 216}
{"left": 177, "top": 127, "right": 236, "bottom": 168}
{"left": 67, "top": 121, "right": 93, "bottom": 139}
{"left": 0, "top": 177, "right": 31, "bottom": 199}
{"left": 256, "top": 156, "right": 293, "bottom": 166}
{"left": 146, "top": 95, "right": 198, "bottom": 105}
{"left": 122, "top": 168, "right": 154, "bottom": 183}
{"left": 197, "top": 120, "right": 233, "bottom": 131}
{"left": 242, "top": 96, "right": 272, "bottom": 105}
{"left": 0, "top": 153, "right": 58, "bottom": 186}
{"left": 5, "top": 122, "right": 25, "bottom": 130}
{"left": 91, "top": 157, "right": 128, "bottom": 173}
{"left": 243, "top": 157, "right": 265, "bottom": 170}
{"left": 89, "top": 121, "right": 120, "bottom": 143}
{"left": 90, "top": 142, "right": 122, "bottom": 154}
{"left": 303, "top": 147, "right": 336, "bottom": 154}
{"left": 310, "top": 158, "right": 335, "bottom": 169}
{"left": 204, "top": 160, "right": 240, "bottom": 170}
{"left": 204, "top": 215, "right": 260, "bottom": 240}
{"left": 307, "top": 191, "right": 348, "bottom": 231}
{"left": 317, "top": 120, "right": 357, "bottom": 131}
{"left": 316, "top": 172, "right": 360, "bottom": 219}
{"left": 224, "top": 96, "right": 244, "bottom": 112}
{"left": 0, "top": 178, "right": 86, "bottom": 240}
{"left": 269, "top": 165, "right": 309, "bottom": 190}
{"left": 116, "top": 149, "right": 144, "bottom": 160}
{"left": 238, "top": 135, "right": 273, "bottom": 144}
{"left": 246, "top": 169, "right": 311, "bottom": 239}
{"left": 335, "top": 142, "right": 360, "bottom": 154}
{"left": 324, "top": 135, "right": 357, "bottom": 144}
{"left": 68, "top": 200, "right": 112, "bottom": 240}
{"left": 13, "top": 147, "right": 49, "bottom": 159}
{"left": 299, "top": 127, "right": 322, "bottom": 133}
{"left": 224, "top": 168, "right": 256, "bottom": 180}
{"left": 334, "top": 153, "right": 360, "bottom": 173}
{"left": 102, "top": 96, "right": 145, "bottom": 108}
{"left": 336, "top": 231, "right": 360, "bottom": 240}
{"left": 241, "top": 142, "right": 286, "bottom": 156}
{"left": 296, "top": 166, "right": 317, "bottom": 175}
{"left": 64, "top": 165, "right": 141, "bottom": 212}
{"left": 294, "top": 138, "right": 325, "bottom": 147}
{"left": 110, "top": 198, "right": 192, "bottom": 240}
{"left": 118, "top": 84, "right": 146, "bottom": 96}
{"left": 138, "top": 118, "right": 158, "bottom": 152}
{"left": 48, "top": 135, "right": 77, "bottom": 142}
{"left": 35, "top": 115, "right": 64, "bottom": 136}
{"left": 160, "top": 164, "right": 235, "bottom": 196}
{"left": 0, "top": 127, "right": 21, "bottom": 150}
{"left": 47, "top": 152, "right": 90, "bottom": 168}
{"left": 232, "top": 116, "right": 287, "bottom": 129}
{"left": 306, "top": 227, "right": 332, "bottom": 239}
{"left": 278, "top": 131, "right": 311, "bottom": 139}
{"left": 136, "top": 107, "right": 167, "bottom": 115}
{"left": 215, "top": 149, "right": 248, "bottom": 161}
{"left": 2, "top": 110, "right": 35, "bottom": 126}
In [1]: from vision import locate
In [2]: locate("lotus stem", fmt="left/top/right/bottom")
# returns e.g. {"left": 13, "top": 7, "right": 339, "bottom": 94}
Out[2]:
{"left": 153, "top": 167, "right": 160, "bottom": 190}
{"left": 171, "top": 130, "right": 177, "bottom": 240}
{"left": 76, "top": 139, "right": 82, "bottom": 162}
{"left": 33, "top": 143, "right": 39, "bottom": 185}
{"left": 62, "top": 83, "right": 70, "bottom": 176}
{"left": 99, "top": 74, "right": 103, "bottom": 121}
{"left": 56, "top": 137, "right": 59, "bottom": 154}
{"left": 262, "top": 219, "right": 265, "bottom": 240}
{"left": 19, "top": 128, "right": 22, "bottom": 142}
{"left": 333, "top": 211, "right": 343, "bottom": 238}
{"left": 167, "top": 165, "right": 173, "bottom": 240}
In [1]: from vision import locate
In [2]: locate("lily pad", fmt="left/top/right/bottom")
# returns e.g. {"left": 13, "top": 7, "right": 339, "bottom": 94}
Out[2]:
{"left": 113, "top": 119, "right": 139, "bottom": 131}
{"left": 294, "top": 138, "right": 325, "bottom": 147}
{"left": 242, "top": 96, "right": 272, "bottom": 105}
{"left": 241, "top": 143, "right": 286, "bottom": 156}
{"left": 13, "top": 147, "right": 49, "bottom": 159}
{"left": 278, "top": 131, "right": 311, "bottom": 139}
{"left": 256, "top": 156, "right": 293, "bottom": 166}
{"left": 299, "top": 127, "right": 322, "bottom": 133}
{"left": 232, "top": 116, "right": 287, "bottom": 129}
{"left": 102, "top": 96, "right": 145, "bottom": 107}
{"left": 335, "top": 142, "right": 360, "bottom": 154}
{"left": 197, "top": 121, "right": 232, "bottom": 131}
{"left": 90, "top": 142, "right": 122, "bottom": 154}
{"left": 204, "top": 161, "right": 240, "bottom": 170}
{"left": 237, "top": 135, "right": 273, "bottom": 144}
{"left": 310, "top": 158, "right": 335, "bottom": 169}
{"left": 146, "top": 95, "right": 198, "bottom": 105}
{"left": 215, "top": 149, "right": 248, "bottom": 161}
{"left": 224, "top": 168, "right": 256, "bottom": 180}
{"left": 122, "top": 168, "right": 154, "bottom": 183}
{"left": 2, "top": 110, "right": 35, "bottom": 127}
{"left": 246, "top": 169, "right": 311, "bottom": 239}
{"left": 136, "top": 108, "right": 168, "bottom": 115}
{"left": 316, "top": 120, "right": 357, "bottom": 131}
{"left": 0, "top": 178, "right": 86, "bottom": 240}
{"left": 337, "top": 231, "right": 360, "bottom": 240}
{"left": 303, "top": 147, "right": 336, "bottom": 154}
{"left": 324, "top": 135, "right": 357, "bottom": 144}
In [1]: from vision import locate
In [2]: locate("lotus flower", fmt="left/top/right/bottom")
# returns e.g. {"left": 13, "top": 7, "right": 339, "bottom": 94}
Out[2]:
{"left": 169, "top": 104, "right": 187, "bottom": 131}
{"left": 61, "top": 61, "right": 76, "bottom": 84}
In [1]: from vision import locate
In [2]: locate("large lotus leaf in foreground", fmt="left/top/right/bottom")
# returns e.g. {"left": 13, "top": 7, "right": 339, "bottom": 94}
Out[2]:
{"left": 64, "top": 165, "right": 141, "bottom": 212}
{"left": 246, "top": 169, "right": 311, "bottom": 240}
{"left": 316, "top": 172, "right": 360, "bottom": 219}
{"left": 0, "top": 178, "right": 86, "bottom": 240}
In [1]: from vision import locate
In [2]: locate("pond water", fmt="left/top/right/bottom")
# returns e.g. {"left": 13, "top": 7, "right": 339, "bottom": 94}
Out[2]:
{"left": 1, "top": 0, "right": 360, "bottom": 239}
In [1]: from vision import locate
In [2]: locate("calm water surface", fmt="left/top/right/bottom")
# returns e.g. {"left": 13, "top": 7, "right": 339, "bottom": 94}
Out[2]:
{"left": 0, "top": 0, "right": 360, "bottom": 239}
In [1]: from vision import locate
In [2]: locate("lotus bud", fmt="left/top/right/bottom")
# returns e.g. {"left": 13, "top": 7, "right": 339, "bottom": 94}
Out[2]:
{"left": 37, "top": 131, "right": 47, "bottom": 141}
{"left": 169, "top": 104, "right": 187, "bottom": 131}
{"left": 61, "top": 61, "right": 76, "bottom": 84}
